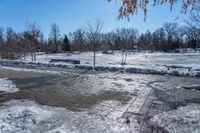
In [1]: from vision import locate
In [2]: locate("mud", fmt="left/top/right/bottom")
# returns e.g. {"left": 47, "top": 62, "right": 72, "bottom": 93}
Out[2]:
{"left": 0, "top": 68, "right": 132, "bottom": 111}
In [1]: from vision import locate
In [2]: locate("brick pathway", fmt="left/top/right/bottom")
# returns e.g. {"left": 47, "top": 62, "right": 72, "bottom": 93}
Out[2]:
{"left": 89, "top": 75, "right": 200, "bottom": 133}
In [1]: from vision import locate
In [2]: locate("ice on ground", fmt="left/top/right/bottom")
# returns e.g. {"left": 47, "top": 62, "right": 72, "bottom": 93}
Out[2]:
{"left": 0, "top": 100, "right": 132, "bottom": 133}
{"left": 0, "top": 78, "right": 19, "bottom": 94}
{"left": 151, "top": 104, "right": 200, "bottom": 133}
{"left": 0, "top": 66, "right": 71, "bottom": 76}
{"left": 177, "top": 84, "right": 200, "bottom": 91}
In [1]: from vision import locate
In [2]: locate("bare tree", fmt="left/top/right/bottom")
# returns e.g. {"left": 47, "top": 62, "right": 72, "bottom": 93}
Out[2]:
{"left": 115, "top": 28, "right": 139, "bottom": 65}
{"left": 0, "top": 27, "right": 3, "bottom": 42}
{"left": 184, "top": 1, "right": 200, "bottom": 48}
{"left": 49, "top": 23, "right": 60, "bottom": 52}
{"left": 183, "top": 26, "right": 198, "bottom": 48}
{"left": 188, "top": 1, "right": 200, "bottom": 29}
{"left": 0, "top": 27, "right": 4, "bottom": 57}
{"left": 163, "top": 22, "right": 181, "bottom": 50}
{"left": 69, "top": 28, "right": 86, "bottom": 52}
{"left": 5, "top": 28, "right": 16, "bottom": 59}
{"left": 151, "top": 28, "right": 167, "bottom": 51}
{"left": 4, "top": 28, "right": 24, "bottom": 59}
{"left": 138, "top": 31, "right": 152, "bottom": 50}
{"left": 24, "top": 22, "right": 42, "bottom": 61}
{"left": 87, "top": 19, "right": 104, "bottom": 69}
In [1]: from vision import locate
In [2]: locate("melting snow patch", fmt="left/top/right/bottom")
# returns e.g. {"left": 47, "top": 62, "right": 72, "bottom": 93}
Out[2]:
{"left": 0, "top": 100, "right": 131, "bottom": 133}
{"left": 0, "top": 78, "right": 19, "bottom": 94}
{"left": 151, "top": 104, "right": 200, "bottom": 133}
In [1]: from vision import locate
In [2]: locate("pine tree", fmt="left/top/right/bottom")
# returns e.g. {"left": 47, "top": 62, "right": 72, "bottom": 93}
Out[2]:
{"left": 62, "top": 35, "right": 70, "bottom": 51}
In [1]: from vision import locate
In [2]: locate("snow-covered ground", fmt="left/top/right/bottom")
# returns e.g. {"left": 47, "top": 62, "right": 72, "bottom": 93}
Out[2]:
{"left": 22, "top": 51, "right": 200, "bottom": 70}
{"left": 0, "top": 51, "right": 200, "bottom": 132}
{"left": 0, "top": 51, "right": 199, "bottom": 77}
{"left": 0, "top": 100, "right": 131, "bottom": 133}
{"left": 18, "top": 51, "right": 200, "bottom": 77}
{"left": 151, "top": 104, "right": 200, "bottom": 133}
{"left": 0, "top": 78, "right": 19, "bottom": 94}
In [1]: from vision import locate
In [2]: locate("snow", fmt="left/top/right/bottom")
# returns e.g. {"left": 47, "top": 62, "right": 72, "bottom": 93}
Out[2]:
{"left": 0, "top": 100, "right": 132, "bottom": 133}
{"left": 151, "top": 104, "right": 200, "bottom": 133}
{"left": 22, "top": 51, "right": 200, "bottom": 70}
{"left": 0, "top": 78, "right": 19, "bottom": 94}
{"left": 23, "top": 51, "right": 200, "bottom": 75}
{"left": 1, "top": 51, "right": 200, "bottom": 77}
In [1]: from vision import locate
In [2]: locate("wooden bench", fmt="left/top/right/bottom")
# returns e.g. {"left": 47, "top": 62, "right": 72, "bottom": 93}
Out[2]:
{"left": 164, "top": 65, "right": 192, "bottom": 71}
{"left": 50, "top": 59, "right": 80, "bottom": 64}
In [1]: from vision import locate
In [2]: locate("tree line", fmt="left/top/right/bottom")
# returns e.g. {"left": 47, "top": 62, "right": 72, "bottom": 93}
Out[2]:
{"left": 0, "top": 21, "right": 199, "bottom": 60}
{"left": 0, "top": 3, "right": 199, "bottom": 60}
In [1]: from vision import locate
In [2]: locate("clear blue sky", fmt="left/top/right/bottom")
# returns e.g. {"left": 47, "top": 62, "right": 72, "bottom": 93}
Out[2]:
{"left": 0, "top": 0, "right": 189, "bottom": 37}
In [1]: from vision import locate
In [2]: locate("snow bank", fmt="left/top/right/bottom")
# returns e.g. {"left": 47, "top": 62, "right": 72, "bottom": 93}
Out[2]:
{"left": 0, "top": 100, "right": 131, "bottom": 133}
{"left": 151, "top": 104, "right": 200, "bottom": 133}
{"left": 0, "top": 78, "right": 19, "bottom": 94}
{"left": 0, "top": 59, "right": 200, "bottom": 77}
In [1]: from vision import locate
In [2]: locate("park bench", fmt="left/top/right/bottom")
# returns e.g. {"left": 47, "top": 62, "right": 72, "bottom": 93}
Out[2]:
{"left": 164, "top": 65, "right": 192, "bottom": 71}
{"left": 50, "top": 59, "right": 80, "bottom": 64}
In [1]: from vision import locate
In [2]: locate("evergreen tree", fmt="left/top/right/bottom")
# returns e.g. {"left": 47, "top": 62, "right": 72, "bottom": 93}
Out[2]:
{"left": 62, "top": 35, "right": 70, "bottom": 51}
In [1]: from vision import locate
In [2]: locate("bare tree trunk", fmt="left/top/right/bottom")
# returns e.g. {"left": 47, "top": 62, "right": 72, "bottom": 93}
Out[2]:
{"left": 33, "top": 53, "right": 36, "bottom": 61}
{"left": 31, "top": 52, "right": 34, "bottom": 61}
{"left": 121, "top": 49, "right": 127, "bottom": 65}
{"left": 93, "top": 42, "right": 96, "bottom": 69}
{"left": 55, "top": 41, "right": 58, "bottom": 52}
{"left": 93, "top": 50, "right": 96, "bottom": 69}
{"left": 121, "top": 50, "right": 124, "bottom": 65}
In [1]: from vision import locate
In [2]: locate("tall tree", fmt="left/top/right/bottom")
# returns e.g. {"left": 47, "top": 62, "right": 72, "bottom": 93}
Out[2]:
{"left": 138, "top": 30, "right": 152, "bottom": 50}
{"left": 63, "top": 35, "right": 71, "bottom": 51}
{"left": 115, "top": 28, "right": 139, "bottom": 65}
{"left": 0, "top": 27, "right": 4, "bottom": 58}
{"left": 69, "top": 28, "right": 86, "bottom": 52}
{"left": 185, "top": 1, "right": 200, "bottom": 48}
{"left": 49, "top": 23, "right": 60, "bottom": 52}
{"left": 5, "top": 27, "right": 17, "bottom": 59}
{"left": 163, "top": 22, "right": 180, "bottom": 50}
{"left": 87, "top": 19, "right": 104, "bottom": 69}
{"left": 0, "top": 27, "right": 3, "bottom": 42}
{"left": 24, "top": 22, "right": 42, "bottom": 61}
{"left": 151, "top": 28, "right": 166, "bottom": 51}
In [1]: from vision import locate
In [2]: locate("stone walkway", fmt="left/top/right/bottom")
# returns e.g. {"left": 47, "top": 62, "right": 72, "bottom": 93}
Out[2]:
{"left": 88, "top": 75, "right": 200, "bottom": 133}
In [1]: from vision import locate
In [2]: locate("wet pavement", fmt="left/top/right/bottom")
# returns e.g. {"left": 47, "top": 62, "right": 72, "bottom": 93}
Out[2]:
{"left": 0, "top": 66, "right": 200, "bottom": 132}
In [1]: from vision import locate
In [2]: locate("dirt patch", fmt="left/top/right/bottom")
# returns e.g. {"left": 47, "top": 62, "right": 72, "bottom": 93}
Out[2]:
{"left": 0, "top": 69, "right": 131, "bottom": 111}
{"left": 0, "top": 89, "right": 131, "bottom": 111}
